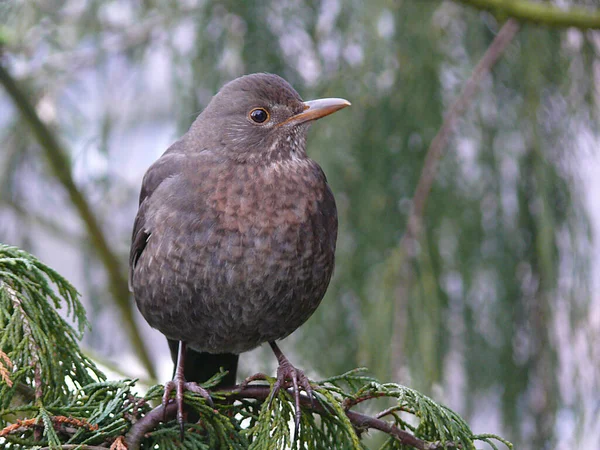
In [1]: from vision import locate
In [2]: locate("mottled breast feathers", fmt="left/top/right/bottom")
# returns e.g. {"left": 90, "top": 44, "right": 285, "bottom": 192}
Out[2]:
{"left": 129, "top": 142, "right": 337, "bottom": 354}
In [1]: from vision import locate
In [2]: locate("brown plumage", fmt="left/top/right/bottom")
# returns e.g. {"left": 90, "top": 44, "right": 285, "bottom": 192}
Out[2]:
{"left": 129, "top": 73, "right": 349, "bottom": 436}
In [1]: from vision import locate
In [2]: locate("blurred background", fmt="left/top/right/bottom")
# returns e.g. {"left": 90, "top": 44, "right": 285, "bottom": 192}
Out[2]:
{"left": 1, "top": 1, "right": 599, "bottom": 448}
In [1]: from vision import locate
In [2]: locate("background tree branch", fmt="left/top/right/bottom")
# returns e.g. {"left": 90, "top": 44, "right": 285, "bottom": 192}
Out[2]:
{"left": 0, "top": 63, "right": 156, "bottom": 381}
{"left": 455, "top": 0, "right": 600, "bottom": 29}
{"left": 401, "top": 19, "right": 521, "bottom": 250}
{"left": 392, "top": 19, "right": 520, "bottom": 373}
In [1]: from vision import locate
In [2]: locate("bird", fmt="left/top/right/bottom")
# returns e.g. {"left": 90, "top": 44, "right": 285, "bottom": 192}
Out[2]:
{"left": 128, "top": 72, "right": 350, "bottom": 437}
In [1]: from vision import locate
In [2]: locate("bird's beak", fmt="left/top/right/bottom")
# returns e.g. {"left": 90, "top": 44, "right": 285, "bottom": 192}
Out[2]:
{"left": 279, "top": 98, "right": 351, "bottom": 127}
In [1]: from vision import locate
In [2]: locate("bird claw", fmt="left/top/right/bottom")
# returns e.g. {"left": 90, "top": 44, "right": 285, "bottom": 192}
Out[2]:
{"left": 161, "top": 376, "right": 213, "bottom": 440}
{"left": 267, "top": 359, "right": 314, "bottom": 442}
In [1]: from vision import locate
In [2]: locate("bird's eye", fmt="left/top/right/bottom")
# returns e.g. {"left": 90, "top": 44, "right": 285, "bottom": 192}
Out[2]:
{"left": 249, "top": 108, "right": 269, "bottom": 124}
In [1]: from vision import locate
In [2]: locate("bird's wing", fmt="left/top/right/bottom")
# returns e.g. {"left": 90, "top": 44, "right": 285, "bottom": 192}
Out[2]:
{"left": 128, "top": 150, "right": 187, "bottom": 291}
{"left": 324, "top": 183, "right": 338, "bottom": 254}
{"left": 315, "top": 165, "right": 339, "bottom": 255}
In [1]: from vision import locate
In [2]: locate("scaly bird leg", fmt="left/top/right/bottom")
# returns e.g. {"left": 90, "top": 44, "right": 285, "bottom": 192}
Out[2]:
{"left": 161, "top": 341, "right": 213, "bottom": 440}
{"left": 267, "top": 341, "right": 314, "bottom": 441}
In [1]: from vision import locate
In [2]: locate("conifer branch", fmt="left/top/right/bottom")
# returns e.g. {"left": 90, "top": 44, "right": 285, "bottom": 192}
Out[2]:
{"left": 0, "top": 245, "right": 105, "bottom": 405}
{"left": 120, "top": 374, "right": 512, "bottom": 450}
{"left": 126, "top": 385, "right": 439, "bottom": 450}
{"left": 456, "top": 0, "right": 600, "bottom": 30}
{"left": 0, "top": 245, "right": 511, "bottom": 450}
{"left": 0, "top": 64, "right": 156, "bottom": 381}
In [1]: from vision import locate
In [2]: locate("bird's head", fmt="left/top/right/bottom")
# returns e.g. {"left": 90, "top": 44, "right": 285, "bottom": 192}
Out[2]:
{"left": 189, "top": 73, "right": 350, "bottom": 163}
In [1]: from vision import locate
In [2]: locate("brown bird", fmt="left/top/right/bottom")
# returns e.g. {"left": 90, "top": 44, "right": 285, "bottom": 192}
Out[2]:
{"left": 129, "top": 73, "right": 349, "bottom": 436}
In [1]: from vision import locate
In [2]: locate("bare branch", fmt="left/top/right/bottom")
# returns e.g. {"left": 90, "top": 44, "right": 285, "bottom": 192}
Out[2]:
{"left": 392, "top": 19, "right": 520, "bottom": 372}
{"left": 456, "top": 0, "right": 600, "bottom": 30}
{"left": 401, "top": 18, "right": 520, "bottom": 252}
{"left": 39, "top": 446, "right": 108, "bottom": 450}
{"left": 0, "top": 62, "right": 156, "bottom": 381}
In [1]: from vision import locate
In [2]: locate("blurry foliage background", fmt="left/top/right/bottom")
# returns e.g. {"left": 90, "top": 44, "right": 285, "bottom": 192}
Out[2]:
{"left": 1, "top": 1, "right": 599, "bottom": 449}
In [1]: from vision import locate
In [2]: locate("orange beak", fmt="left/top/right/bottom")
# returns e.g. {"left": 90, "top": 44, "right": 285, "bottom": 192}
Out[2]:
{"left": 279, "top": 98, "right": 351, "bottom": 127}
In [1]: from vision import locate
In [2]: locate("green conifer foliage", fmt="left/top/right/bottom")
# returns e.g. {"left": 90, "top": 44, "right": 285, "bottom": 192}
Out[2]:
{"left": 0, "top": 245, "right": 510, "bottom": 450}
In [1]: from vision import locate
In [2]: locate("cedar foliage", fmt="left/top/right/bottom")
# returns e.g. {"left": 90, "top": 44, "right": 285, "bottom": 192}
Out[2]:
{"left": 0, "top": 244, "right": 511, "bottom": 449}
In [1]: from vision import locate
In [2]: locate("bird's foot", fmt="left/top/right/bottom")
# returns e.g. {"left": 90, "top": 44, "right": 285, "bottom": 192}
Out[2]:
{"left": 162, "top": 375, "right": 213, "bottom": 440}
{"left": 267, "top": 358, "right": 315, "bottom": 441}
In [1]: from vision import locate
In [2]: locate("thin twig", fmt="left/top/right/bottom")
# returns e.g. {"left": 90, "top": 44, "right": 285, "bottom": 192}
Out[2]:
{"left": 342, "top": 391, "right": 388, "bottom": 409}
{"left": 376, "top": 404, "right": 406, "bottom": 419}
{"left": 39, "top": 446, "right": 108, "bottom": 450}
{"left": 401, "top": 18, "right": 520, "bottom": 251}
{"left": 392, "top": 19, "right": 520, "bottom": 374}
{"left": 0, "top": 62, "right": 156, "bottom": 381}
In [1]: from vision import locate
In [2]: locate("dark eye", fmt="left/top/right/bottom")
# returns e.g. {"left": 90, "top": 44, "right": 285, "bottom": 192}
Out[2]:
{"left": 249, "top": 108, "right": 269, "bottom": 124}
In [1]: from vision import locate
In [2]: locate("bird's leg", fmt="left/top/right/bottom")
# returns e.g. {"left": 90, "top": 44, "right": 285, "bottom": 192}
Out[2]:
{"left": 161, "top": 341, "right": 213, "bottom": 440}
{"left": 267, "top": 341, "right": 314, "bottom": 440}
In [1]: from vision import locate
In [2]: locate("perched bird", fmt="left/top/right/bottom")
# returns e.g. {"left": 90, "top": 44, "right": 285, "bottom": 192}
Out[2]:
{"left": 129, "top": 73, "right": 350, "bottom": 435}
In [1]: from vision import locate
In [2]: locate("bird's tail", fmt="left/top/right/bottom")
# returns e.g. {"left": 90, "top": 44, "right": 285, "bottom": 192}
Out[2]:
{"left": 167, "top": 339, "right": 239, "bottom": 388}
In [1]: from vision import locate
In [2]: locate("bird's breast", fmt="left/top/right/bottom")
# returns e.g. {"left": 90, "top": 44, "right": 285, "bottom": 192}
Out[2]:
{"left": 143, "top": 156, "right": 336, "bottom": 285}
{"left": 134, "top": 156, "right": 337, "bottom": 352}
{"left": 209, "top": 158, "right": 319, "bottom": 230}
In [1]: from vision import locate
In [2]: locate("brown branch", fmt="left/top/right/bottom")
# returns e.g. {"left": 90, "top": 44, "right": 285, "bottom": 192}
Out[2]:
{"left": 1, "top": 415, "right": 98, "bottom": 438}
{"left": 401, "top": 18, "right": 520, "bottom": 252}
{"left": 0, "top": 62, "right": 156, "bottom": 381}
{"left": 376, "top": 404, "right": 407, "bottom": 420}
{"left": 391, "top": 19, "right": 520, "bottom": 372}
{"left": 124, "top": 384, "right": 453, "bottom": 450}
{"left": 39, "top": 446, "right": 108, "bottom": 450}
{"left": 342, "top": 391, "right": 389, "bottom": 409}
